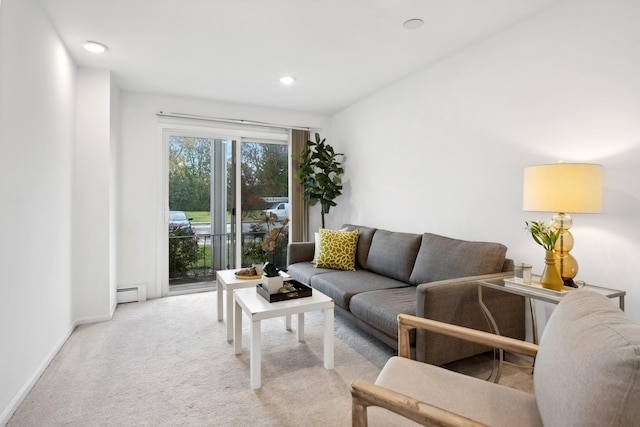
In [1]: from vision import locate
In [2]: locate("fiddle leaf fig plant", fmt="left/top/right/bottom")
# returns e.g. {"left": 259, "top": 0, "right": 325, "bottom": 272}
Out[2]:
{"left": 294, "top": 133, "right": 344, "bottom": 228}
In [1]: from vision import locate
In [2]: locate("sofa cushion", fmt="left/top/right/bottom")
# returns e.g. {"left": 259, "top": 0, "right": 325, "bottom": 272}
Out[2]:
{"left": 366, "top": 230, "right": 422, "bottom": 283}
{"left": 342, "top": 224, "right": 377, "bottom": 270}
{"left": 349, "top": 287, "right": 417, "bottom": 340}
{"left": 409, "top": 233, "right": 507, "bottom": 285}
{"left": 310, "top": 270, "right": 409, "bottom": 310}
{"left": 534, "top": 289, "right": 640, "bottom": 426}
{"left": 286, "top": 262, "right": 335, "bottom": 285}
{"left": 315, "top": 228, "right": 359, "bottom": 271}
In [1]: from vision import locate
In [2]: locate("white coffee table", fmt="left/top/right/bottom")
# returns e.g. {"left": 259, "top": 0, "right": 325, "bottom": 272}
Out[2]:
{"left": 233, "top": 286, "right": 335, "bottom": 389}
{"left": 216, "top": 269, "right": 263, "bottom": 341}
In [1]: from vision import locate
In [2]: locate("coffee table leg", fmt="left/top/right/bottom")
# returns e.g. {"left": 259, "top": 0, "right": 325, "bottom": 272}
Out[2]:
{"left": 233, "top": 298, "right": 242, "bottom": 355}
{"left": 226, "top": 289, "right": 234, "bottom": 341}
{"left": 297, "top": 313, "right": 304, "bottom": 341}
{"left": 285, "top": 314, "right": 291, "bottom": 331}
{"left": 324, "top": 308, "right": 334, "bottom": 369}
{"left": 217, "top": 281, "right": 224, "bottom": 321}
{"left": 250, "top": 319, "right": 261, "bottom": 389}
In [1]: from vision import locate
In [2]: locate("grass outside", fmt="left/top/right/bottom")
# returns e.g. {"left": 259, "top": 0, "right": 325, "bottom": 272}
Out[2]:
{"left": 187, "top": 210, "right": 263, "bottom": 222}
{"left": 187, "top": 211, "right": 211, "bottom": 222}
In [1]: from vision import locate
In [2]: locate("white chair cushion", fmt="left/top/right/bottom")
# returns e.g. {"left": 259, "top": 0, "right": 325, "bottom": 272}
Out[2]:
{"left": 370, "top": 356, "right": 542, "bottom": 427}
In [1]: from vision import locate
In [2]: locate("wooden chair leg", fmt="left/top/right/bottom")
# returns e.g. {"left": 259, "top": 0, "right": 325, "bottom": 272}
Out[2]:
{"left": 352, "top": 395, "right": 368, "bottom": 427}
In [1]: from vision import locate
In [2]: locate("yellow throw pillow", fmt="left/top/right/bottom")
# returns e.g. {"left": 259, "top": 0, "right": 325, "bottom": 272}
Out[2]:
{"left": 312, "top": 227, "right": 349, "bottom": 264}
{"left": 315, "top": 228, "right": 359, "bottom": 271}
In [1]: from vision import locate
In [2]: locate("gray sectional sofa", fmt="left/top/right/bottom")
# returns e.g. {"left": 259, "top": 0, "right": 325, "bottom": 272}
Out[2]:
{"left": 286, "top": 224, "right": 525, "bottom": 365}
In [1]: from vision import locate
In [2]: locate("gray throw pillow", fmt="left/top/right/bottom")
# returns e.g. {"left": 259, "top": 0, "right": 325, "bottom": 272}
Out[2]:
{"left": 409, "top": 233, "right": 507, "bottom": 284}
{"left": 366, "top": 230, "right": 422, "bottom": 283}
{"left": 342, "top": 224, "right": 377, "bottom": 270}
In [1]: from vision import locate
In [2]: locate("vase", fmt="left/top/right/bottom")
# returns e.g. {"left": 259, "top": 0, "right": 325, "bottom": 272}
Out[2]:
{"left": 540, "top": 250, "right": 564, "bottom": 291}
{"left": 252, "top": 263, "right": 264, "bottom": 275}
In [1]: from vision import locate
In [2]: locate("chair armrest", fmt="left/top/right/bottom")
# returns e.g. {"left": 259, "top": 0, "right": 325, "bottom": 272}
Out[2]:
{"left": 350, "top": 311, "right": 538, "bottom": 426}
{"left": 397, "top": 313, "right": 538, "bottom": 359}
{"left": 351, "top": 379, "right": 489, "bottom": 427}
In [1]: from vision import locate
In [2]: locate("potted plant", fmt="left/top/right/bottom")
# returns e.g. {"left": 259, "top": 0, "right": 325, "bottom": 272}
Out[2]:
{"left": 295, "top": 133, "right": 344, "bottom": 228}
{"left": 262, "top": 262, "right": 282, "bottom": 294}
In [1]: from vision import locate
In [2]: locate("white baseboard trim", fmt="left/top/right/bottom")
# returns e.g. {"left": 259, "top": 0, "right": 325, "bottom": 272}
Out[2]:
{"left": 0, "top": 322, "right": 77, "bottom": 427}
{"left": 75, "top": 313, "right": 114, "bottom": 325}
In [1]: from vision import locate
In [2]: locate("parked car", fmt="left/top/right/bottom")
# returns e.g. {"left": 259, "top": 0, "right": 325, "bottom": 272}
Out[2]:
{"left": 169, "top": 211, "right": 193, "bottom": 229}
{"left": 262, "top": 202, "right": 289, "bottom": 221}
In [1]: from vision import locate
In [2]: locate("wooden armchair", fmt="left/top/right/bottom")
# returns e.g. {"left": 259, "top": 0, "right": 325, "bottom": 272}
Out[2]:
{"left": 351, "top": 289, "right": 640, "bottom": 427}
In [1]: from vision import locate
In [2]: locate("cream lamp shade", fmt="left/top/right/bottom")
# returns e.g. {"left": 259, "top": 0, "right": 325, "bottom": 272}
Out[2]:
{"left": 523, "top": 163, "right": 603, "bottom": 213}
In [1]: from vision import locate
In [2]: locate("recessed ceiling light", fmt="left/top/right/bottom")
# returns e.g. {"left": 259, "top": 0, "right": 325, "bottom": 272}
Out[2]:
{"left": 280, "top": 76, "right": 295, "bottom": 85}
{"left": 83, "top": 41, "right": 108, "bottom": 53}
{"left": 403, "top": 18, "right": 424, "bottom": 30}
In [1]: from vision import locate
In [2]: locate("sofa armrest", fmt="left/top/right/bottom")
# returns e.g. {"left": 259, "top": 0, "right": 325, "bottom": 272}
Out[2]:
{"left": 415, "top": 271, "right": 516, "bottom": 318}
{"left": 414, "top": 272, "right": 525, "bottom": 365}
{"left": 286, "top": 241, "right": 315, "bottom": 266}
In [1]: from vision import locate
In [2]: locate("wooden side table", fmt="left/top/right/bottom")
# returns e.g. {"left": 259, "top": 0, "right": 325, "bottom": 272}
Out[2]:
{"left": 476, "top": 276, "right": 626, "bottom": 382}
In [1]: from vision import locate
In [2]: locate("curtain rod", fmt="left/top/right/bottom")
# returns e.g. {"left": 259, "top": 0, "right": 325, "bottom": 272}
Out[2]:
{"left": 156, "top": 111, "right": 311, "bottom": 131}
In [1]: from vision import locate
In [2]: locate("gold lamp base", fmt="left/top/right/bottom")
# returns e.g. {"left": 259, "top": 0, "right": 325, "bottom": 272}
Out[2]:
{"left": 553, "top": 212, "right": 580, "bottom": 288}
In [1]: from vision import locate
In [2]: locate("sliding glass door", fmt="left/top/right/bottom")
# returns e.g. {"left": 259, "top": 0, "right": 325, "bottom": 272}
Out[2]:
{"left": 165, "top": 130, "right": 290, "bottom": 292}
{"left": 240, "top": 140, "right": 289, "bottom": 269}
{"left": 168, "top": 135, "right": 236, "bottom": 288}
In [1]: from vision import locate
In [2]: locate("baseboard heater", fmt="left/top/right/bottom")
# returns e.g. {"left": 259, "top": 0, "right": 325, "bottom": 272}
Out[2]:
{"left": 117, "top": 283, "right": 147, "bottom": 304}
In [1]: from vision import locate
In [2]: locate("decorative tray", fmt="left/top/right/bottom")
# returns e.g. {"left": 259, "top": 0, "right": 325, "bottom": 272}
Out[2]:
{"left": 235, "top": 266, "right": 261, "bottom": 280}
{"left": 235, "top": 274, "right": 261, "bottom": 280}
{"left": 503, "top": 277, "right": 574, "bottom": 296}
{"left": 256, "top": 280, "right": 312, "bottom": 302}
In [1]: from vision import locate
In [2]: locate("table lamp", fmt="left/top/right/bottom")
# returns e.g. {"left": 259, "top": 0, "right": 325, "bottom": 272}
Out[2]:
{"left": 523, "top": 163, "right": 603, "bottom": 287}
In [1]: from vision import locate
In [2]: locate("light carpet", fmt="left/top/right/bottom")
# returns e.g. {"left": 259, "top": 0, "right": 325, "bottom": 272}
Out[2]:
{"left": 8, "top": 290, "right": 532, "bottom": 426}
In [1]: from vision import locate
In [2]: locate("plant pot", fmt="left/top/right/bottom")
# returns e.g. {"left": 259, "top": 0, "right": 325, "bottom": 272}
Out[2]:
{"left": 262, "top": 275, "right": 283, "bottom": 294}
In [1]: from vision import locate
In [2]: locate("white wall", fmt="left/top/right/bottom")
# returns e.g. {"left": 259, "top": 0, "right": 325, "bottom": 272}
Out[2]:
{"left": 330, "top": 0, "right": 640, "bottom": 322}
{"left": 117, "top": 92, "right": 330, "bottom": 299}
{"left": 73, "top": 68, "right": 116, "bottom": 323}
{"left": 0, "top": 0, "right": 77, "bottom": 423}
{"left": 110, "top": 79, "right": 120, "bottom": 313}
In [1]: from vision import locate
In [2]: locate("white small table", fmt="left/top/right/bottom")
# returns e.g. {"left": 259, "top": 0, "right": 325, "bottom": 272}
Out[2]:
{"left": 216, "top": 269, "right": 263, "bottom": 341}
{"left": 233, "top": 286, "right": 335, "bottom": 389}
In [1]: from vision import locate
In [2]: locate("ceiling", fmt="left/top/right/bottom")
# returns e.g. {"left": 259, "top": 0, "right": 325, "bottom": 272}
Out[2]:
{"left": 38, "top": 0, "right": 559, "bottom": 115}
